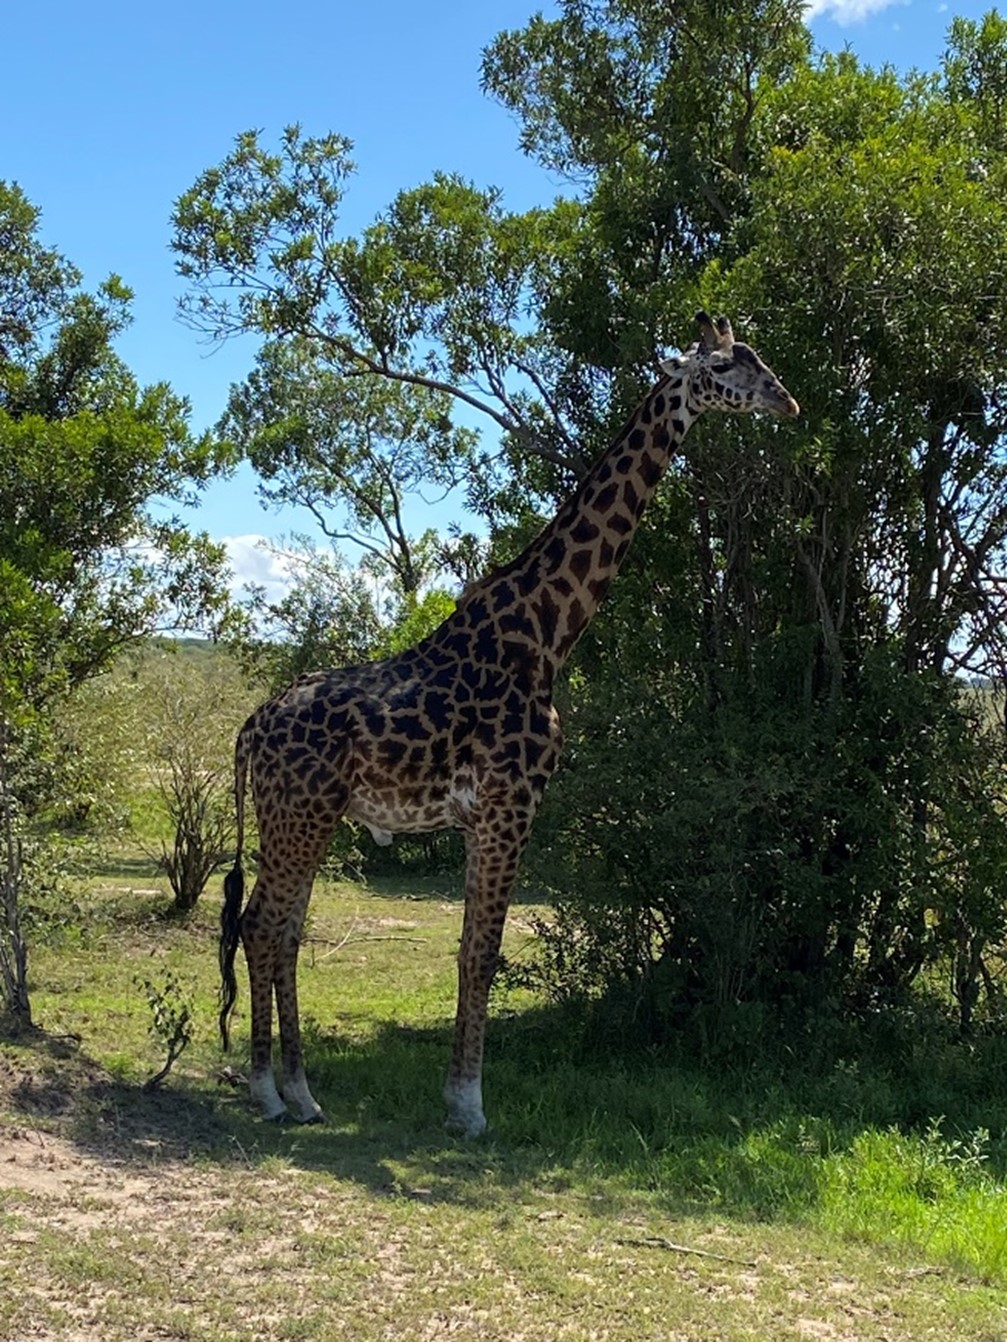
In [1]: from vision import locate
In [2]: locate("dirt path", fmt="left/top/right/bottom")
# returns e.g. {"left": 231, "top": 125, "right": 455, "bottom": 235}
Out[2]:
{"left": 2, "top": 1045, "right": 1001, "bottom": 1342}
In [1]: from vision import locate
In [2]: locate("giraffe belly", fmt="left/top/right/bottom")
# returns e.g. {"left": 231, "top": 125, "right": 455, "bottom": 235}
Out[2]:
{"left": 344, "top": 784, "right": 464, "bottom": 842}
{"left": 362, "top": 822, "right": 394, "bottom": 847}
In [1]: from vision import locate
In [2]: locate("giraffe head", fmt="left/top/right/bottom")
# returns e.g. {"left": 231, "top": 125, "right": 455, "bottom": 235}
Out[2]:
{"left": 661, "top": 311, "right": 799, "bottom": 419}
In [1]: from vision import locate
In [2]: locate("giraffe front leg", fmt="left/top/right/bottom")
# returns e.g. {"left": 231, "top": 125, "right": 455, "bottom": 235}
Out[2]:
{"left": 444, "top": 830, "right": 524, "bottom": 1137}
{"left": 275, "top": 883, "right": 325, "bottom": 1124}
{"left": 443, "top": 941, "right": 491, "bottom": 1138}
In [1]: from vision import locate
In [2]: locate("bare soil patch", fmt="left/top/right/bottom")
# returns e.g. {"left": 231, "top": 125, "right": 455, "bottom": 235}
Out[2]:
{"left": 1, "top": 1035, "right": 1002, "bottom": 1342}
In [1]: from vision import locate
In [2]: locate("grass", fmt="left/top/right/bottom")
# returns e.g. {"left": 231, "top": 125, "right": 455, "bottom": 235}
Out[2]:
{"left": 1, "top": 858, "right": 1007, "bottom": 1338}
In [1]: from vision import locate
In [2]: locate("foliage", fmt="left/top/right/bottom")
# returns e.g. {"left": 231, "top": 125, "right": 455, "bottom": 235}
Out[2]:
{"left": 503, "top": 5, "right": 1007, "bottom": 1032}
{"left": 157, "top": 771, "right": 233, "bottom": 916}
{"left": 521, "top": 663, "right": 1007, "bottom": 1034}
{"left": 173, "top": 5, "right": 1007, "bottom": 1039}
{"left": 134, "top": 648, "right": 255, "bottom": 913}
{"left": 482, "top": 0, "right": 810, "bottom": 355}
{"left": 0, "top": 182, "right": 238, "bottom": 1020}
{"left": 216, "top": 334, "right": 474, "bottom": 693}
{"left": 48, "top": 667, "right": 147, "bottom": 837}
{"left": 226, "top": 533, "right": 459, "bottom": 699}
{"left": 173, "top": 124, "right": 611, "bottom": 523}
{"left": 221, "top": 338, "right": 479, "bottom": 593}
{"left": 26, "top": 642, "right": 257, "bottom": 918}
{"left": 228, "top": 538, "right": 380, "bottom": 688}
{"left": 136, "top": 969, "right": 194, "bottom": 1090}
{"left": 0, "top": 184, "right": 234, "bottom": 714}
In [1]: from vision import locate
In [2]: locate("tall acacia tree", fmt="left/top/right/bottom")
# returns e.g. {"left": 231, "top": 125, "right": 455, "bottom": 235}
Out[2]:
{"left": 222, "top": 342, "right": 477, "bottom": 598}
{"left": 495, "top": 15, "right": 1007, "bottom": 1025}
{"left": 173, "top": 3, "right": 1007, "bottom": 1037}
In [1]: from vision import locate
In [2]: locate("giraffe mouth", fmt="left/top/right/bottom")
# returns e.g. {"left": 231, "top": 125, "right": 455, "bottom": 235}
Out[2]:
{"left": 768, "top": 389, "right": 800, "bottom": 418}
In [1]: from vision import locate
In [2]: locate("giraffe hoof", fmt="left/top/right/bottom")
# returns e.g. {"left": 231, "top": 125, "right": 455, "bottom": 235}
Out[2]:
{"left": 281, "top": 1075, "right": 325, "bottom": 1124}
{"left": 297, "top": 1110, "right": 326, "bottom": 1126}
{"left": 444, "top": 1112, "right": 488, "bottom": 1140}
{"left": 446, "top": 1122, "right": 488, "bottom": 1141}
{"left": 443, "top": 1079, "right": 487, "bottom": 1138}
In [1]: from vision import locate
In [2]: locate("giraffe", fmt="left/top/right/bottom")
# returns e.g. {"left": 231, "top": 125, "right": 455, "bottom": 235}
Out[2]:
{"left": 218, "top": 312, "right": 799, "bottom": 1137}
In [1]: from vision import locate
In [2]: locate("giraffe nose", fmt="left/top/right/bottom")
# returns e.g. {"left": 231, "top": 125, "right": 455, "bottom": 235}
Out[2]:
{"left": 769, "top": 384, "right": 800, "bottom": 417}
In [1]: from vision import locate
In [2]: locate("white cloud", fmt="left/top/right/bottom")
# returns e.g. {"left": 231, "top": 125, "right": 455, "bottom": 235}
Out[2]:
{"left": 222, "top": 534, "right": 298, "bottom": 604}
{"left": 804, "top": 0, "right": 906, "bottom": 24}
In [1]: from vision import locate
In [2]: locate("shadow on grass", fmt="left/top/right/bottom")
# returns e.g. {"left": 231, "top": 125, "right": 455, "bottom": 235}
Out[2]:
{"left": 335, "top": 870, "right": 548, "bottom": 908}
{"left": 79, "top": 853, "right": 163, "bottom": 882}
{"left": 1, "top": 1028, "right": 225, "bottom": 1159}
{"left": 2, "top": 1023, "right": 522, "bottom": 1208}
{"left": 5, "top": 994, "right": 1007, "bottom": 1226}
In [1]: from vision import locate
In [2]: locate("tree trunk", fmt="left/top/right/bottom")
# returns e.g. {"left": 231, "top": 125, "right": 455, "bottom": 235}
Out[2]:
{"left": 0, "top": 719, "right": 32, "bottom": 1033}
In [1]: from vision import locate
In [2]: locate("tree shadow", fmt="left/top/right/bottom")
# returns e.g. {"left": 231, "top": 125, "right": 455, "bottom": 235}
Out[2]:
{"left": 343, "top": 870, "right": 548, "bottom": 908}
{"left": 1, "top": 1029, "right": 219, "bottom": 1158}
{"left": 0, "top": 1022, "right": 505, "bottom": 1205}
{"left": 5, "top": 995, "right": 1007, "bottom": 1222}
{"left": 79, "top": 853, "right": 163, "bottom": 882}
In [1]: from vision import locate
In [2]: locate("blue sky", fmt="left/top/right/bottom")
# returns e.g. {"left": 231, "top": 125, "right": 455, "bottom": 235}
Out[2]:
{"left": 1, "top": 0, "right": 994, "bottom": 597}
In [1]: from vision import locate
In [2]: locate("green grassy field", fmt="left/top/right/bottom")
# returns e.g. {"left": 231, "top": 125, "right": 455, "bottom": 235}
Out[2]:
{"left": 1, "top": 861, "right": 1006, "bottom": 1340}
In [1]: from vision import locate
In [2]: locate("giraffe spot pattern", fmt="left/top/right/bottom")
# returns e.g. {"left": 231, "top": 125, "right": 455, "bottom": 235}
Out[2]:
{"left": 222, "top": 316, "right": 799, "bottom": 1135}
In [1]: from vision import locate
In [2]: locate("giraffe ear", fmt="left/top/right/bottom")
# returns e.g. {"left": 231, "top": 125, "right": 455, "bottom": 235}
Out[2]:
{"left": 695, "top": 311, "right": 734, "bottom": 352}
{"left": 659, "top": 353, "right": 688, "bottom": 374}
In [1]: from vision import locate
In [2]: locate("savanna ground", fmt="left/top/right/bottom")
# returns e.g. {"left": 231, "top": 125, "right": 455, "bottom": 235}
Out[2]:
{"left": 1, "top": 860, "right": 1006, "bottom": 1341}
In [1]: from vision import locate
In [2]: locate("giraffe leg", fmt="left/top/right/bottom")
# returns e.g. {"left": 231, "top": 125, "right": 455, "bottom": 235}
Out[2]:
{"left": 239, "top": 875, "right": 289, "bottom": 1121}
{"left": 241, "top": 865, "right": 328, "bottom": 1122}
{"left": 241, "top": 760, "right": 349, "bottom": 1121}
{"left": 274, "top": 880, "right": 325, "bottom": 1123}
{"left": 444, "top": 825, "right": 529, "bottom": 1137}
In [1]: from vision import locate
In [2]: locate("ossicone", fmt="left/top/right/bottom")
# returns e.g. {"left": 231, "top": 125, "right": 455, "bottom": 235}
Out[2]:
{"left": 695, "top": 311, "right": 734, "bottom": 352}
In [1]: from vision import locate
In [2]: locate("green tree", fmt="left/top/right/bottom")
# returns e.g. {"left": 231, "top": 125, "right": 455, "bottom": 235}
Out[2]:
{"left": 173, "top": 4, "right": 1007, "bottom": 1044}
{"left": 222, "top": 338, "right": 478, "bottom": 596}
{"left": 1, "top": 184, "right": 233, "bottom": 710}
{"left": 173, "top": 126, "right": 601, "bottom": 521}
{"left": 219, "top": 342, "right": 475, "bottom": 684}
{"left": 229, "top": 538, "right": 384, "bottom": 689}
{"left": 499, "top": 11, "right": 1007, "bottom": 1030}
{"left": 0, "top": 184, "right": 234, "bottom": 1025}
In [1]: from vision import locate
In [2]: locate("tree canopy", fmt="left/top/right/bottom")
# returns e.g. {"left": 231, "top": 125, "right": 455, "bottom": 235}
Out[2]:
{"left": 1, "top": 182, "right": 235, "bottom": 719}
{"left": 0, "top": 184, "right": 237, "bottom": 1027}
{"left": 172, "top": 2, "right": 1007, "bottom": 1037}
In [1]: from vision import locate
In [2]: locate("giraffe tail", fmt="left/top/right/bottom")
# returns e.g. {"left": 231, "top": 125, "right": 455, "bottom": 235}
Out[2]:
{"left": 219, "top": 717, "right": 253, "bottom": 1051}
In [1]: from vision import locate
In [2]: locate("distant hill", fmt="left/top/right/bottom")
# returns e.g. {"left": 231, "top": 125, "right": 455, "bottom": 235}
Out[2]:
{"left": 147, "top": 636, "right": 219, "bottom": 659}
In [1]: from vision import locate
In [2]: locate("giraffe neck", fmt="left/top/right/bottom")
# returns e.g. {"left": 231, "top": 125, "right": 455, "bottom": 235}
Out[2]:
{"left": 469, "top": 368, "right": 699, "bottom": 670}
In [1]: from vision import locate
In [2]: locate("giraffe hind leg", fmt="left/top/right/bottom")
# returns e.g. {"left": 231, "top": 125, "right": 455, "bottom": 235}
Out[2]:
{"left": 243, "top": 794, "right": 346, "bottom": 1122}
{"left": 239, "top": 872, "right": 290, "bottom": 1121}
